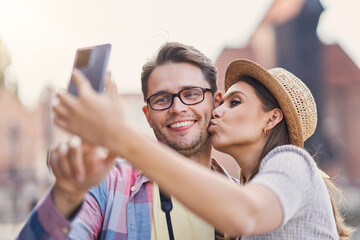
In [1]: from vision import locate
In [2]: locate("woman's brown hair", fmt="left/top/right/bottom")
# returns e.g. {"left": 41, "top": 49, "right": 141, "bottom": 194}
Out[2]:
{"left": 239, "top": 75, "right": 354, "bottom": 239}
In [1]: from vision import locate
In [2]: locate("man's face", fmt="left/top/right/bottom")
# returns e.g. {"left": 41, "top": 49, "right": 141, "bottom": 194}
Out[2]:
{"left": 142, "top": 62, "right": 215, "bottom": 157}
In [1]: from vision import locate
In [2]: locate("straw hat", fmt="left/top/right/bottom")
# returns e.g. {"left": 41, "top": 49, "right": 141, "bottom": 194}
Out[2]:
{"left": 225, "top": 59, "right": 317, "bottom": 148}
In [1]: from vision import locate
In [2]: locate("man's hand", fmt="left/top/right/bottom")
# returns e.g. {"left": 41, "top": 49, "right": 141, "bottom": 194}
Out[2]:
{"left": 49, "top": 136, "right": 116, "bottom": 218}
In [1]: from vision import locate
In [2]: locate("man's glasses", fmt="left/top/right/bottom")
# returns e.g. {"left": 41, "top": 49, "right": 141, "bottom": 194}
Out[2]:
{"left": 146, "top": 87, "right": 212, "bottom": 111}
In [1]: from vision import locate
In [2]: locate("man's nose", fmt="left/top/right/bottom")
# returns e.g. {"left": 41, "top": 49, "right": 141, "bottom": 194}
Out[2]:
{"left": 168, "top": 96, "right": 187, "bottom": 113}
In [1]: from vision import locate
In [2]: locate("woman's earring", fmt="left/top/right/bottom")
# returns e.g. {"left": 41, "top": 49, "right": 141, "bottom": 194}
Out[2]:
{"left": 264, "top": 125, "right": 267, "bottom": 135}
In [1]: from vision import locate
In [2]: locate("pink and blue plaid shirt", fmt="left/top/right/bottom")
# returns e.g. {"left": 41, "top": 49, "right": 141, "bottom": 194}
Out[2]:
{"left": 17, "top": 158, "right": 230, "bottom": 240}
{"left": 18, "top": 159, "right": 152, "bottom": 240}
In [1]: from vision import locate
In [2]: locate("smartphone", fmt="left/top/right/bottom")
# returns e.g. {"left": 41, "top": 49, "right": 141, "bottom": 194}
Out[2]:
{"left": 68, "top": 44, "right": 111, "bottom": 96}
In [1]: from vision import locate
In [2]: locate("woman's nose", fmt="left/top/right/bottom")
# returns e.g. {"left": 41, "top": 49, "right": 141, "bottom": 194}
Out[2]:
{"left": 212, "top": 106, "right": 223, "bottom": 119}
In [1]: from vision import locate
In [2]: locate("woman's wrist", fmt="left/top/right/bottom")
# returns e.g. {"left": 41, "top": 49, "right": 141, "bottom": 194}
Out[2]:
{"left": 106, "top": 121, "right": 135, "bottom": 156}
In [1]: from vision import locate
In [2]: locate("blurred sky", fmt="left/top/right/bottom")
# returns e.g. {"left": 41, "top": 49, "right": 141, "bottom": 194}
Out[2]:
{"left": 0, "top": 0, "right": 359, "bottom": 107}
{"left": 317, "top": 0, "right": 360, "bottom": 64}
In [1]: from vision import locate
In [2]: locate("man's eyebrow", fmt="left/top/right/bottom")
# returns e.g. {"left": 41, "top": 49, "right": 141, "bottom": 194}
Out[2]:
{"left": 152, "top": 85, "right": 205, "bottom": 95}
{"left": 151, "top": 90, "right": 169, "bottom": 95}
{"left": 180, "top": 85, "right": 204, "bottom": 90}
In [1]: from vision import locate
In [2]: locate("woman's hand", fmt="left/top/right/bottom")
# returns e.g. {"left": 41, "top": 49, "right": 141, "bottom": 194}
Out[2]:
{"left": 53, "top": 69, "right": 126, "bottom": 151}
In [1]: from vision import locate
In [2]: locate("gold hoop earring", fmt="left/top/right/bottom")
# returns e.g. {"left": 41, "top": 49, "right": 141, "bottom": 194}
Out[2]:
{"left": 264, "top": 126, "right": 267, "bottom": 135}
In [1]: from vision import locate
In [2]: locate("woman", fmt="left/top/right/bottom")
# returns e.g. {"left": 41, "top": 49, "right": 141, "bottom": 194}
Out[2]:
{"left": 53, "top": 59, "right": 353, "bottom": 239}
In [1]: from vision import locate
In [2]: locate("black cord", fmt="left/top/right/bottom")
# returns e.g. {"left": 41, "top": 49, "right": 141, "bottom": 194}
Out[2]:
{"left": 159, "top": 190, "right": 175, "bottom": 240}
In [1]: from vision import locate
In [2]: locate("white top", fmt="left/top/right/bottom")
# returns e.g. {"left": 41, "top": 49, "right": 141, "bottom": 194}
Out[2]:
{"left": 243, "top": 145, "right": 338, "bottom": 240}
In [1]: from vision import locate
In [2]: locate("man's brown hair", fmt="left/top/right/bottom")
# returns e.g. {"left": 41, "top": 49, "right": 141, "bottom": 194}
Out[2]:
{"left": 141, "top": 42, "right": 218, "bottom": 100}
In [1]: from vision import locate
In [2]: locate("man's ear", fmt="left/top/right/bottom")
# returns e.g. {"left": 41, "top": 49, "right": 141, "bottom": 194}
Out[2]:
{"left": 142, "top": 105, "right": 153, "bottom": 128}
{"left": 266, "top": 108, "right": 283, "bottom": 131}
{"left": 213, "top": 90, "right": 223, "bottom": 108}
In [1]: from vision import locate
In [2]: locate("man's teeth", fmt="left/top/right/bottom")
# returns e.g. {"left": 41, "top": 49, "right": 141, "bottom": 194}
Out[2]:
{"left": 170, "top": 121, "right": 194, "bottom": 128}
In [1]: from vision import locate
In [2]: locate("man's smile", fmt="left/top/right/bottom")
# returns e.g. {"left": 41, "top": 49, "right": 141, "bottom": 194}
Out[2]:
{"left": 168, "top": 120, "right": 196, "bottom": 131}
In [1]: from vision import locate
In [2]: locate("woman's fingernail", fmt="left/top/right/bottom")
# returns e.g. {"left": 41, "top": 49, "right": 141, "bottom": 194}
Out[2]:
{"left": 59, "top": 143, "right": 68, "bottom": 155}
{"left": 70, "top": 136, "right": 81, "bottom": 148}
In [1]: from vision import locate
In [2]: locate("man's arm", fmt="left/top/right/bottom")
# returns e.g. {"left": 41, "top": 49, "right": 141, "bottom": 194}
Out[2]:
{"left": 17, "top": 189, "right": 72, "bottom": 240}
{"left": 17, "top": 185, "right": 106, "bottom": 240}
{"left": 17, "top": 137, "right": 114, "bottom": 239}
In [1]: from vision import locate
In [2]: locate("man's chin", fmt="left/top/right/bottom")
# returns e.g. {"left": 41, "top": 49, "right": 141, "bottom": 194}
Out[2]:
{"left": 170, "top": 138, "right": 211, "bottom": 157}
{"left": 168, "top": 143, "right": 194, "bottom": 152}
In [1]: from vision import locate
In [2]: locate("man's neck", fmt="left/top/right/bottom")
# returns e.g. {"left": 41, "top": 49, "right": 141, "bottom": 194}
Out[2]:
{"left": 185, "top": 143, "right": 213, "bottom": 168}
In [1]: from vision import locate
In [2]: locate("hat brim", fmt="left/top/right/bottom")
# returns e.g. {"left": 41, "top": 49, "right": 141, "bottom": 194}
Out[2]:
{"left": 224, "top": 59, "right": 303, "bottom": 148}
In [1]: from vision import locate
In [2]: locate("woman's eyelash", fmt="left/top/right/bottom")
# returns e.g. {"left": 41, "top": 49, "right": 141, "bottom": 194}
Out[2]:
{"left": 230, "top": 100, "right": 241, "bottom": 106}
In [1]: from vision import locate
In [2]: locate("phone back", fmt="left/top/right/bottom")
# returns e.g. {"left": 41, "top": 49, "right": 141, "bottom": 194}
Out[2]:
{"left": 69, "top": 44, "right": 111, "bottom": 96}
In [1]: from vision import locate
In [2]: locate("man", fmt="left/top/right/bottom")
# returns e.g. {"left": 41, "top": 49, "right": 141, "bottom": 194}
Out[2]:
{"left": 17, "top": 42, "right": 232, "bottom": 239}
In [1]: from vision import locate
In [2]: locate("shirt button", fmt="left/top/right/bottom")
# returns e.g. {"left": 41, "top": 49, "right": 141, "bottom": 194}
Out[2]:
{"left": 62, "top": 227, "right": 69, "bottom": 234}
{"left": 131, "top": 186, "right": 136, "bottom": 192}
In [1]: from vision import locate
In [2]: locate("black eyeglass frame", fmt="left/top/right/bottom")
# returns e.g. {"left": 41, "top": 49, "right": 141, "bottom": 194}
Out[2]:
{"left": 146, "top": 87, "right": 212, "bottom": 111}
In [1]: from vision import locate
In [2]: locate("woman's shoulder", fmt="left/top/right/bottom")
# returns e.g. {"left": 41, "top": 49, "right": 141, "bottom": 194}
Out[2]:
{"left": 260, "top": 145, "right": 318, "bottom": 174}
{"left": 266, "top": 144, "right": 311, "bottom": 157}
{"left": 265, "top": 145, "right": 314, "bottom": 163}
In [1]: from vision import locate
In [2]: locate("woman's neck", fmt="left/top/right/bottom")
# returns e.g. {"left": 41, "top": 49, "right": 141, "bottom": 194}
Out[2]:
{"left": 229, "top": 139, "right": 267, "bottom": 179}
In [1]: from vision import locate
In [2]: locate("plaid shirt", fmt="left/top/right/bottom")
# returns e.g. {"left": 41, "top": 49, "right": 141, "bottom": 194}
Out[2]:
{"left": 17, "top": 158, "right": 231, "bottom": 240}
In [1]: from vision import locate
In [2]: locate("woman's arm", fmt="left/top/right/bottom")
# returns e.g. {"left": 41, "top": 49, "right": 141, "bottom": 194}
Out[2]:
{"left": 113, "top": 125, "right": 284, "bottom": 236}
{"left": 53, "top": 70, "right": 283, "bottom": 236}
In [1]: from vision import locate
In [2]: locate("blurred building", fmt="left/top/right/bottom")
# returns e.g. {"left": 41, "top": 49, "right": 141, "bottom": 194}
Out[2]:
{"left": 215, "top": 0, "right": 360, "bottom": 186}
{"left": 0, "top": 43, "right": 51, "bottom": 223}
{"left": 214, "top": 0, "right": 360, "bottom": 236}
{"left": 1, "top": 0, "right": 359, "bottom": 238}
{"left": 0, "top": 90, "right": 54, "bottom": 223}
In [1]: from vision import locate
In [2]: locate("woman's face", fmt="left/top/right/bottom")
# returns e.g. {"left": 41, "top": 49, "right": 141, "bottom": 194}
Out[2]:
{"left": 208, "top": 81, "right": 270, "bottom": 155}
